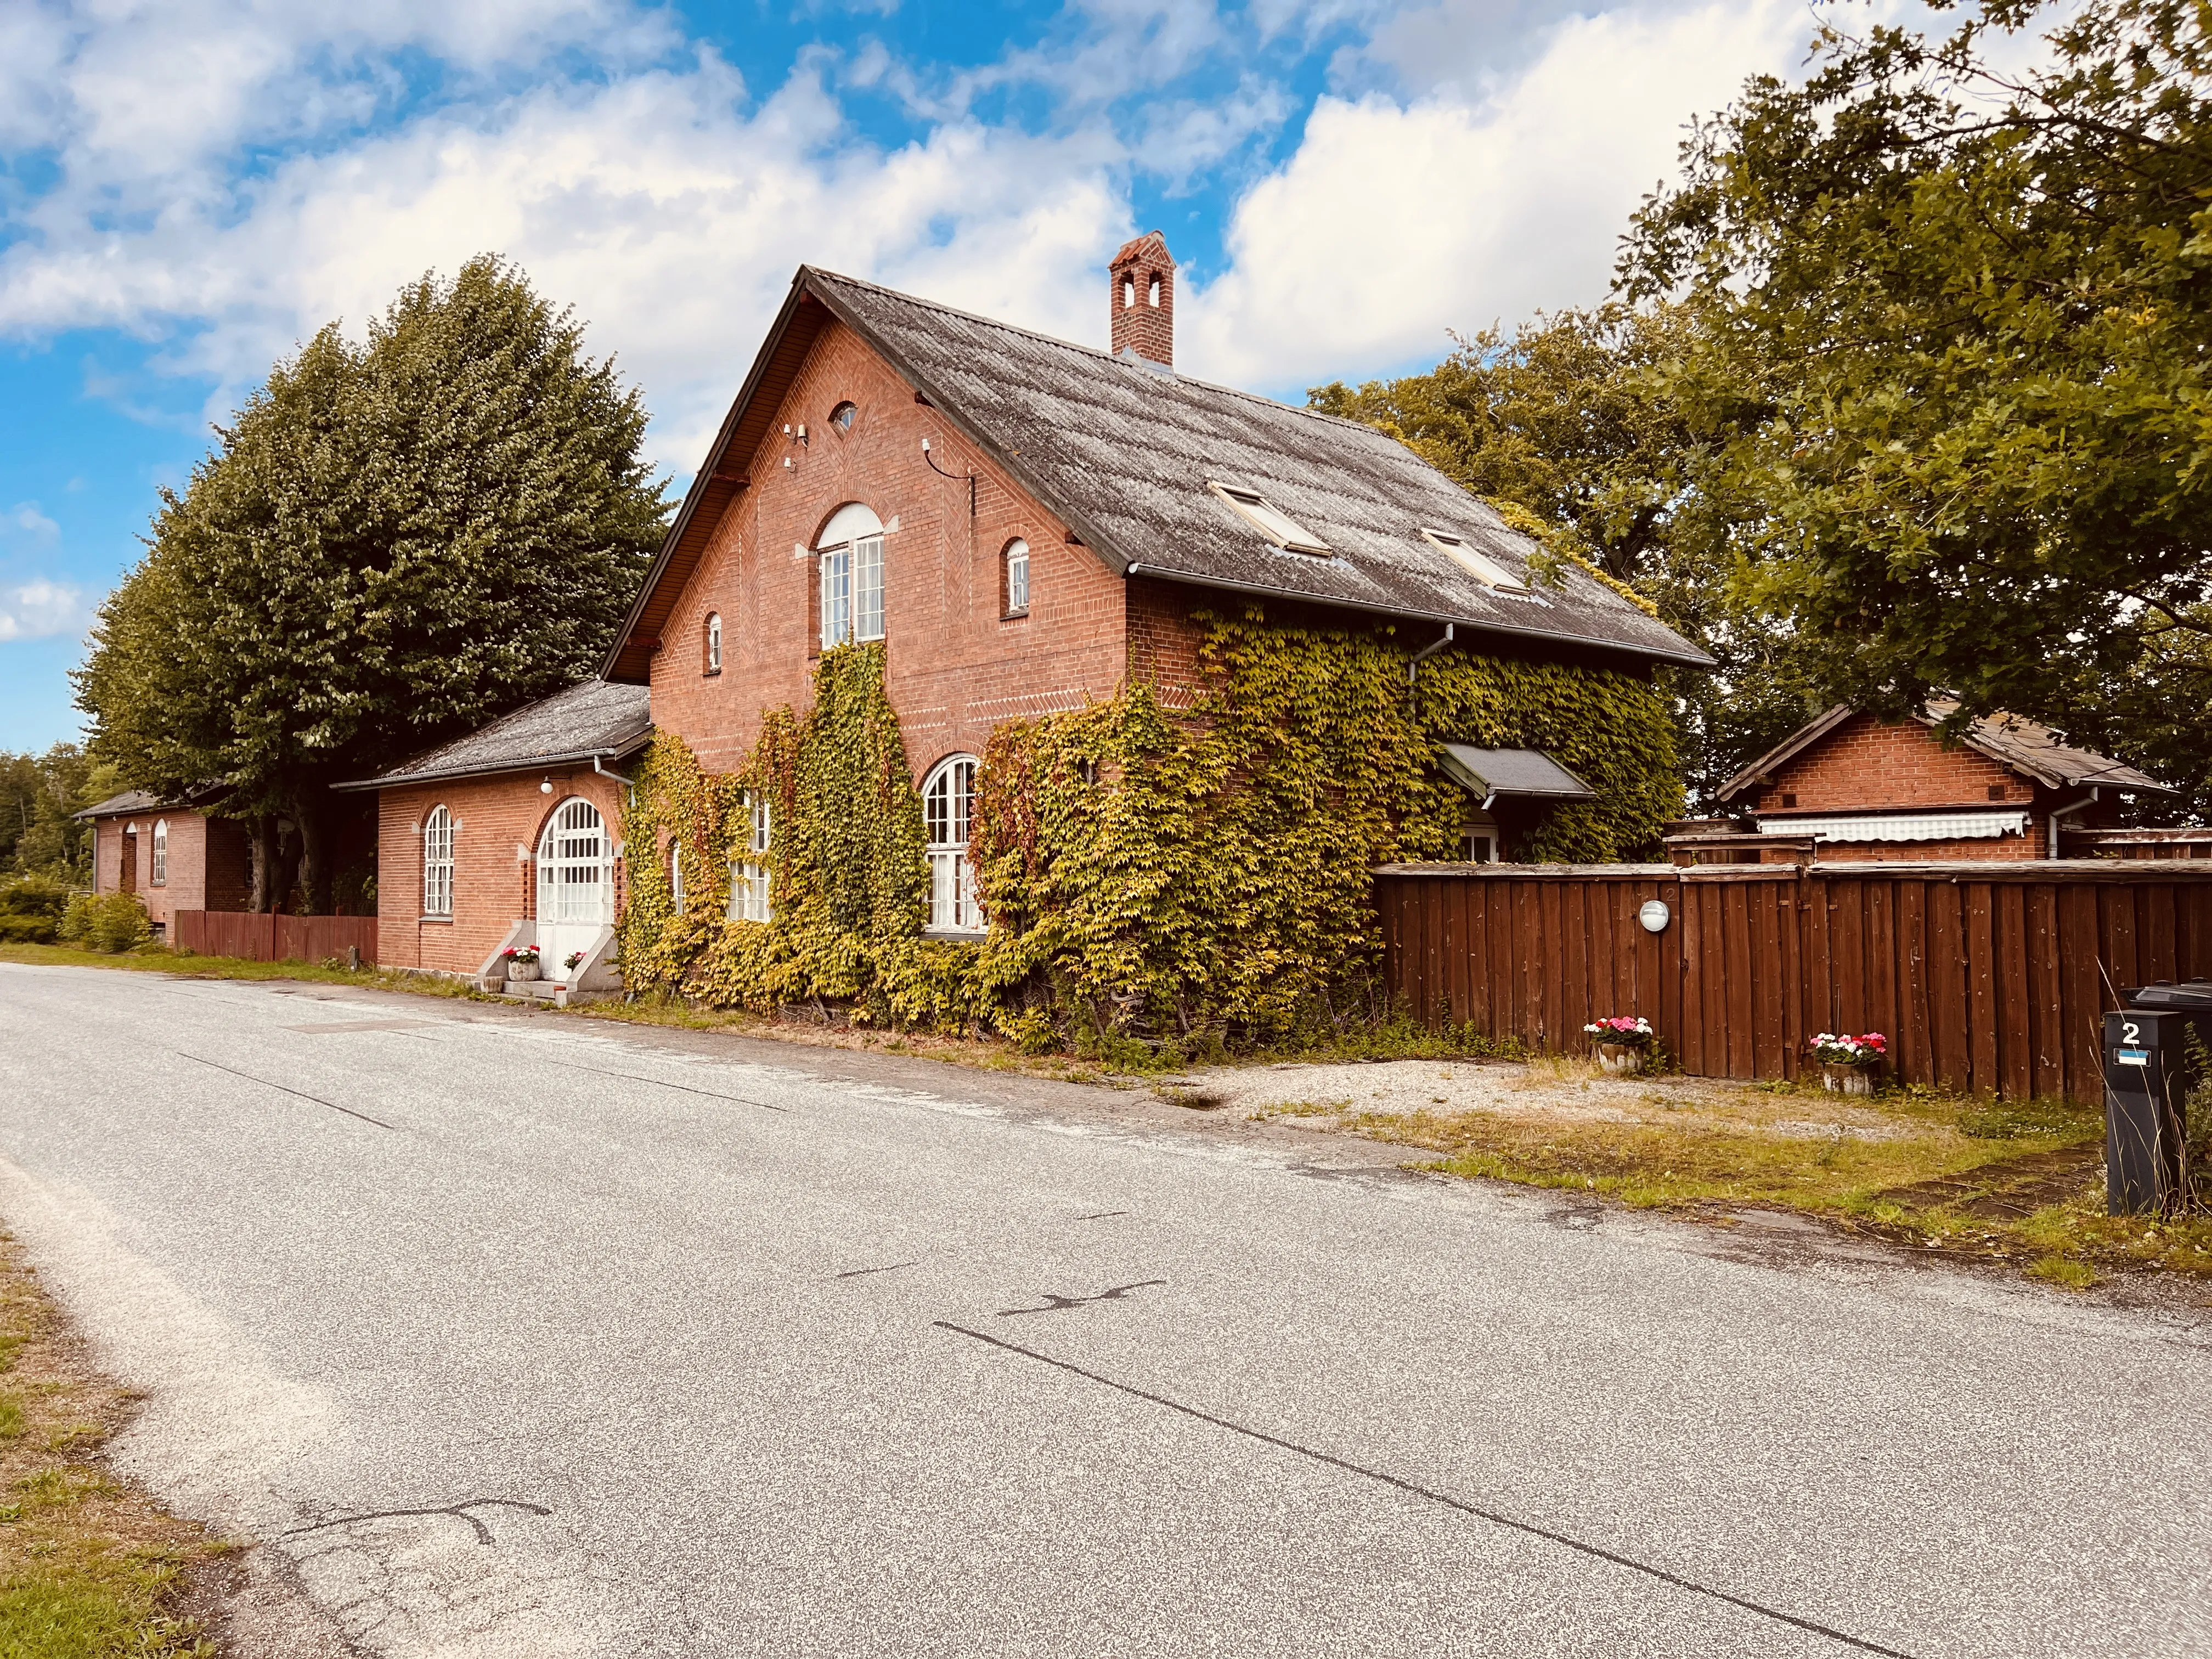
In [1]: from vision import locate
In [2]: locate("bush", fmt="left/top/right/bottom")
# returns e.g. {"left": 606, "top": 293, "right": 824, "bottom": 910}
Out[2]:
{"left": 57, "top": 891, "right": 154, "bottom": 954}
{"left": 0, "top": 913, "right": 58, "bottom": 944}
{"left": 0, "top": 874, "right": 71, "bottom": 919}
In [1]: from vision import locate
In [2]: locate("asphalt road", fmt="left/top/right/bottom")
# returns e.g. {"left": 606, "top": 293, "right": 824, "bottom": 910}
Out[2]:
{"left": 1, "top": 963, "right": 2207, "bottom": 1657}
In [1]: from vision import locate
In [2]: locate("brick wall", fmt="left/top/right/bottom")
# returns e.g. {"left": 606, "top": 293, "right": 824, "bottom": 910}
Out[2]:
{"left": 647, "top": 318, "right": 1130, "bottom": 783}
{"left": 1755, "top": 714, "right": 2049, "bottom": 861}
{"left": 374, "top": 769, "right": 629, "bottom": 974}
{"left": 88, "top": 809, "right": 248, "bottom": 934}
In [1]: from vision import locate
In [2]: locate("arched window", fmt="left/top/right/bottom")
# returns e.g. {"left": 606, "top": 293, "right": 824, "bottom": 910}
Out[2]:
{"left": 1122, "top": 274, "right": 1136, "bottom": 309}
{"left": 923, "top": 756, "right": 983, "bottom": 934}
{"left": 1003, "top": 538, "right": 1030, "bottom": 616}
{"left": 150, "top": 819, "right": 168, "bottom": 886}
{"left": 1148, "top": 272, "right": 1161, "bottom": 307}
{"left": 830, "top": 400, "right": 857, "bottom": 433}
{"left": 422, "top": 806, "right": 453, "bottom": 916}
{"left": 816, "top": 501, "right": 885, "bottom": 649}
{"left": 727, "top": 790, "right": 772, "bottom": 922}
{"left": 669, "top": 842, "right": 686, "bottom": 913}
{"left": 537, "top": 798, "right": 611, "bottom": 925}
{"left": 704, "top": 612, "right": 721, "bottom": 675}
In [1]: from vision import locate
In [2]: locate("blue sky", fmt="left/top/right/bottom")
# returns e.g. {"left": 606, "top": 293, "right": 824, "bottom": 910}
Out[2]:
{"left": 0, "top": 0, "right": 1837, "bottom": 751}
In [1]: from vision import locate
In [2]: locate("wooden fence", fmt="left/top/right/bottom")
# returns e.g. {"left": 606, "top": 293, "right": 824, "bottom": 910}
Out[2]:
{"left": 1375, "top": 861, "right": 2212, "bottom": 1104}
{"left": 174, "top": 911, "right": 379, "bottom": 965}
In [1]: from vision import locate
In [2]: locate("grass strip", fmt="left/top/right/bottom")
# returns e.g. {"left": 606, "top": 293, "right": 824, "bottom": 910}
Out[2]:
{"left": 0, "top": 1232, "right": 225, "bottom": 1658}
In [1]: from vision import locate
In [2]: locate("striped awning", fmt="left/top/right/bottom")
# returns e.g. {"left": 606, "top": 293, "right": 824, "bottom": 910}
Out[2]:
{"left": 1757, "top": 809, "right": 2030, "bottom": 844}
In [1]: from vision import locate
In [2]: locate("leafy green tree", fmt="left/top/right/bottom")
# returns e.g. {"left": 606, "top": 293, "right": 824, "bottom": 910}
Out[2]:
{"left": 78, "top": 257, "right": 669, "bottom": 907}
{"left": 1620, "top": 0, "right": 2212, "bottom": 819}
{"left": 1312, "top": 308, "right": 1818, "bottom": 806}
{"left": 0, "top": 743, "right": 100, "bottom": 879}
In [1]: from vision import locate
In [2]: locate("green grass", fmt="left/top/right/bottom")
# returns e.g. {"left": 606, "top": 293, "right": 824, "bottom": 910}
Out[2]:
{"left": 0, "top": 1236, "right": 219, "bottom": 1658}
{"left": 0, "top": 939, "right": 484, "bottom": 997}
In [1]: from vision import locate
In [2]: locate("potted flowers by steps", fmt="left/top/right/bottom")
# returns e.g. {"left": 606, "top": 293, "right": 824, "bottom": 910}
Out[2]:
{"left": 1584, "top": 1015, "right": 1654, "bottom": 1075}
{"left": 1810, "top": 1031, "right": 1886, "bottom": 1095}
{"left": 563, "top": 950, "right": 586, "bottom": 983}
{"left": 501, "top": 945, "right": 541, "bottom": 983}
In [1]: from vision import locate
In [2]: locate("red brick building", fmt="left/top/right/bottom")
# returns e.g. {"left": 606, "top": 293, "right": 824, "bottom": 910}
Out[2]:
{"left": 362, "top": 236, "right": 1707, "bottom": 980}
{"left": 75, "top": 791, "right": 250, "bottom": 940}
{"left": 340, "top": 680, "right": 648, "bottom": 989}
{"left": 1686, "top": 702, "right": 2173, "bottom": 863}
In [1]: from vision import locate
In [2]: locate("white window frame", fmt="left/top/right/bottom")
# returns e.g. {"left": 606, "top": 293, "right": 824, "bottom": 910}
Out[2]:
{"left": 537, "top": 798, "right": 612, "bottom": 924}
{"left": 422, "top": 806, "right": 454, "bottom": 916}
{"left": 728, "top": 791, "right": 772, "bottom": 923}
{"left": 150, "top": 819, "right": 168, "bottom": 887}
{"left": 1210, "top": 481, "right": 1329, "bottom": 555}
{"left": 817, "top": 503, "right": 887, "bottom": 650}
{"left": 705, "top": 612, "right": 721, "bottom": 674}
{"left": 1423, "top": 528, "right": 1530, "bottom": 594}
{"left": 923, "top": 755, "right": 983, "bottom": 934}
{"left": 669, "top": 842, "right": 686, "bottom": 912}
{"left": 1005, "top": 538, "right": 1030, "bottom": 614}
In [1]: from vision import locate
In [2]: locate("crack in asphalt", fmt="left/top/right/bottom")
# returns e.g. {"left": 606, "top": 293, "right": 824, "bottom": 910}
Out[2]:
{"left": 834, "top": 1261, "right": 916, "bottom": 1280}
{"left": 995, "top": 1279, "right": 1166, "bottom": 1318}
{"left": 284, "top": 1498, "right": 551, "bottom": 1546}
{"left": 531, "top": 1056, "right": 787, "bottom": 1111}
{"left": 176, "top": 1053, "right": 399, "bottom": 1130}
{"left": 934, "top": 1321, "right": 1922, "bottom": 1659}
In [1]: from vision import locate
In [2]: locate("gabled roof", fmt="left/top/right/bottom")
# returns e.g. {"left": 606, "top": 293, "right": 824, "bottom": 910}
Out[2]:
{"left": 73, "top": 785, "right": 227, "bottom": 821}
{"left": 1716, "top": 702, "right": 2171, "bottom": 802}
{"left": 334, "top": 679, "right": 651, "bottom": 792}
{"left": 1437, "top": 746, "right": 1596, "bottom": 807}
{"left": 603, "top": 266, "right": 1712, "bottom": 683}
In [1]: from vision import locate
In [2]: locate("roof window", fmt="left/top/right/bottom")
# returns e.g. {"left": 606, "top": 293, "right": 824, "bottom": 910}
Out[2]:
{"left": 1423, "top": 528, "right": 1527, "bottom": 592}
{"left": 1211, "top": 482, "right": 1329, "bottom": 555}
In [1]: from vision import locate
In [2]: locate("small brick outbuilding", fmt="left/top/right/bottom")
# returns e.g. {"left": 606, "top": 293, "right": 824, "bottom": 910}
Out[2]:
{"left": 1684, "top": 702, "right": 2173, "bottom": 863}
{"left": 74, "top": 790, "right": 250, "bottom": 940}
{"left": 336, "top": 679, "right": 650, "bottom": 989}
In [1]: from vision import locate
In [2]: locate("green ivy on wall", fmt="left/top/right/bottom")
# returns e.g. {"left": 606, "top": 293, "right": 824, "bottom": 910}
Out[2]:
{"left": 618, "top": 611, "right": 1681, "bottom": 1051}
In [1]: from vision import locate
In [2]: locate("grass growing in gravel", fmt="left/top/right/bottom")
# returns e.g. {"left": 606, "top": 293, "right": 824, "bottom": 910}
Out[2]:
{"left": 0, "top": 1233, "right": 224, "bottom": 1657}
{"left": 0, "top": 939, "right": 484, "bottom": 998}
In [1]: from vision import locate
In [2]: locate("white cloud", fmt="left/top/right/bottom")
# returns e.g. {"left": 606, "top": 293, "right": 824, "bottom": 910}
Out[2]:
{"left": 0, "top": 579, "right": 91, "bottom": 642}
{"left": 1180, "top": 0, "right": 1813, "bottom": 389}
{"left": 5, "top": 504, "right": 61, "bottom": 540}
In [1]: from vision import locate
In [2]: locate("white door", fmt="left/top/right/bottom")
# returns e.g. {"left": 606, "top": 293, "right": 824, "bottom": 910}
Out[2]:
{"left": 537, "top": 798, "right": 612, "bottom": 975}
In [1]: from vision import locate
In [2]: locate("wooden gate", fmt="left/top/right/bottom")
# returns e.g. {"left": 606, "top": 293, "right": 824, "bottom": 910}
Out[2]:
{"left": 1375, "top": 861, "right": 2212, "bottom": 1103}
{"left": 173, "top": 911, "right": 379, "bottom": 965}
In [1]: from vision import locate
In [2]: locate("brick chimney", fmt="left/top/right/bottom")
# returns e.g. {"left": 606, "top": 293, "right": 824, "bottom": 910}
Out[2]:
{"left": 1110, "top": 231, "right": 1175, "bottom": 368}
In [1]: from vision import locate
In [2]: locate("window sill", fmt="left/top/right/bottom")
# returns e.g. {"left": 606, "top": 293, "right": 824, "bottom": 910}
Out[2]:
{"left": 1001, "top": 610, "right": 1030, "bottom": 623}
{"left": 921, "top": 927, "right": 987, "bottom": 943}
{"left": 703, "top": 669, "right": 721, "bottom": 678}
{"left": 420, "top": 916, "right": 454, "bottom": 924}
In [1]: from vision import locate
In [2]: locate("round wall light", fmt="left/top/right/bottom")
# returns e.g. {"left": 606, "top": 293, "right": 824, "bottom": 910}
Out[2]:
{"left": 1638, "top": 899, "right": 1672, "bottom": 934}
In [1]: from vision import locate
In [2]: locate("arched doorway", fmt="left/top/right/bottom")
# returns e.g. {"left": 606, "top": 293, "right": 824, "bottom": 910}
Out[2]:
{"left": 537, "top": 798, "right": 612, "bottom": 974}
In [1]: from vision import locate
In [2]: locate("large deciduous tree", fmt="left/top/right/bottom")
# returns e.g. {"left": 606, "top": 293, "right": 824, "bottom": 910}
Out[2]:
{"left": 78, "top": 257, "right": 669, "bottom": 909}
{"left": 1619, "top": 0, "right": 2212, "bottom": 818}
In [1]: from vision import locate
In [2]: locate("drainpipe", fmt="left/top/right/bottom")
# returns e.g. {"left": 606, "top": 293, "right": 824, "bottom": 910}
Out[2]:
{"left": 593, "top": 754, "right": 636, "bottom": 806}
{"left": 1407, "top": 623, "right": 1454, "bottom": 685}
{"left": 2047, "top": 788, "right": 2097, "bottom": 859}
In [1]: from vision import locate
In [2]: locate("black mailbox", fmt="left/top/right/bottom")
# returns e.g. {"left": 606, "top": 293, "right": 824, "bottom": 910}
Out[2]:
{"left": 2103, "top": 979, "right": 2212, "bottom": 1216}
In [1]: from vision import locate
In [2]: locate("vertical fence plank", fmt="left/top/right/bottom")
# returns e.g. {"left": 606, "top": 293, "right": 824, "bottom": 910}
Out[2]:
{"left": 1677, "top": 880, "right": 1708, "bottom": 1076}
{"left": 1996, "top": 882, "right": 2031, "bottom": 1101}
{"left": 1893, "top": 881, "right": 1929, "bottom": 1089}
{"left": 1831, "top": 881, "right": 1867, "bottom": 1036}
{"left": 1966, "top": 884, "right": 1998, "bottom": 1096}
{"left": 2027, "top": 884, "right": 2063, "bottom": 1101}
{"left": 1866, "top": 880, "right": 1899, "bottom": 1062}
{"left": 1928, "top": 882, "right": 1968, "bottom": 1091}
{"left": 2058, "top": 884, "right": 2101, "bottom": 1103}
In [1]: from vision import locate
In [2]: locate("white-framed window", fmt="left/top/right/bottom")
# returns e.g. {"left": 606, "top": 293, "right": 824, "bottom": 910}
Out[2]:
{"left": 150, "top": 819, "right": 168, "bottom": 886}
{"left": 1210, "top": 481, "right": 1330, "bottom": 555}
{"left": 727, "top": 791, "right": 772, "bottom": 923}
{"left": 817, "top": 502, "right": 886, "bottom": 649}
{"left": 1005, "top": 538, "right": 1030, "bottom": 615}
{"left": 705, "top": 612, "right": 721, "bottom": 675}
{"left": 830, "top": 400, "right": 857, "bottom": 434}
{"left": 669, "top": 842, "right": 686, "bottom": 912}
{"left": 923, "top": 755, "right": 983, "bottom": 934}
{"left": 1423, "top": 528, "right": 1530, "bottom": 594}
{"left": 537, "top": 798, "right": 611, "bottom": 924}
{"left": 422, "top": 806, "right": 453, "bottom": 916}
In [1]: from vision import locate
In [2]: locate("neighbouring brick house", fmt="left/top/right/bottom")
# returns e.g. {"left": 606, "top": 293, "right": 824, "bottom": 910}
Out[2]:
{"left": 1679, "top": 702, "right": 2174, "bottom": 864}
{"left": 337, "top": 679, "right": 649, "bottom": 988}
{"left": 360, "top": 235, "right": 1707, "bottom": 988}
{"left": 75, "top": 791, "right": 250, "bottom": 940}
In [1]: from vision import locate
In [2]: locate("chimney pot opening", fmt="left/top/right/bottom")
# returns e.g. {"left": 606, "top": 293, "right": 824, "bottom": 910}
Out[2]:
{"left": 1122, "top": 275, "right": 1135, "bottom": 309}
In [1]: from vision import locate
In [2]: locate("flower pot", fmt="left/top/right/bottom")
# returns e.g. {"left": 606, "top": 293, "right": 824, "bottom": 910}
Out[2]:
{"left": 1597, "top": 1041, "right": 1646, "bottom": 1076}
{"left": 1821, "top": 1062, "right": 1873, "bottom": 1096}
{"left": 509, "top": 959, "right": 541, "bottom": 983}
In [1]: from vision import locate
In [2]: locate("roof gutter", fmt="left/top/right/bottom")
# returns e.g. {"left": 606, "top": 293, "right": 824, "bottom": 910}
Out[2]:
{"left": 1121, "top": 563, "right": 1718, "bottom": 672}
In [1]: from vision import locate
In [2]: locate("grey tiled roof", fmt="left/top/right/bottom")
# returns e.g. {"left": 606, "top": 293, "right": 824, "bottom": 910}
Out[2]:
{"left": 809, "top": 270, "right": 1709, "bottom": 667}
{"left": 338, "top": 679, "right": 651, "bottom": 791}
{"left": 1925, "top": 699, "right": 2169, "bottom": 792}
{"left": 74, "top": 789, "right": 166, "bottom": 820}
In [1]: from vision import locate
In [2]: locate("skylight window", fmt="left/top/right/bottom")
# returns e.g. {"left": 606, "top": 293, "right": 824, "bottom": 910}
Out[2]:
{"left": 1211, "top": 482, "right": 1330, "bottom": 555}
{"left": 1423, "top": 528, "right": 1528, "bottom": 592}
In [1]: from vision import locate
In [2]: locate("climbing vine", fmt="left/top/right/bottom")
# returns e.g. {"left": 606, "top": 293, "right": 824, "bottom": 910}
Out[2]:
{"left": 619, "top": 611, "right": 1680, "bottom": 1051}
